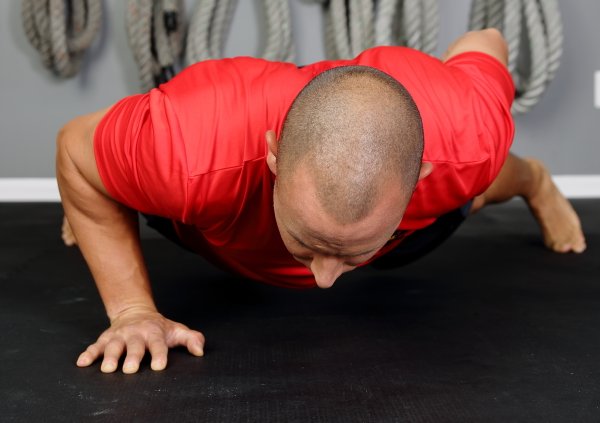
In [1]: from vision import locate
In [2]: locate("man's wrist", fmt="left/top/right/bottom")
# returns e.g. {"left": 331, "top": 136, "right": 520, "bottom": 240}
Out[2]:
{"left": 107, "top": 302, "right": 158, "bottom": 323}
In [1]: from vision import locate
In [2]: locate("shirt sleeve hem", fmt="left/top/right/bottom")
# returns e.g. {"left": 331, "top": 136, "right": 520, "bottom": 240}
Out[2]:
{"left": 444, "top": 51, "right": 515, "bottom": 103}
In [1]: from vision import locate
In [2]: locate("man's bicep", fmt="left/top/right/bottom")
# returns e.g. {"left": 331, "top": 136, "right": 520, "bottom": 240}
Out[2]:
{"left": 443, "top": 29, "right": 508, "bottom": 66}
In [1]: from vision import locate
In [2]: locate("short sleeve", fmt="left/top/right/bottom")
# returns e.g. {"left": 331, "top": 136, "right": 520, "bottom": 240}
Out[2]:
{"left": 355, "top": 47, "right": 516, "bottom": 228}
{"left": 93, "top": 90, "right": 189, "bottom": 221}
{"left": 444, "top": 51, "right": 515, "bottom": 182}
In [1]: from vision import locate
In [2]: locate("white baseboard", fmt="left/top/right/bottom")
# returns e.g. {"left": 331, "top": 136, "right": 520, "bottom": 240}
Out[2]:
{"left": 0, "top": 176, "right": 599, "bottom": 202}
{"left": 552, "top": 175, "right": 600, "bottom": 199}
{"left": 0, "top": 178, "right": 61, "bottom": 202}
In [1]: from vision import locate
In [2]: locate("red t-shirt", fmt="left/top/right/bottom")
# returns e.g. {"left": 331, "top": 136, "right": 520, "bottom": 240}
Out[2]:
{"left": 94, "top": 47, "right": 515, "bottom": 289}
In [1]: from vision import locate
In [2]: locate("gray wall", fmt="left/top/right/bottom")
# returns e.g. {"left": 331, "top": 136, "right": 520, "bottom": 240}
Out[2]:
{"left": 1, "top": 0, "right": 599, "bottom": 177}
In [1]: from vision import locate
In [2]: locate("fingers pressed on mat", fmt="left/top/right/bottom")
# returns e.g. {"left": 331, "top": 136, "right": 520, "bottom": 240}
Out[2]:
{"left": 77, "top": 341, "right": 106, "bottom": 367}
{"left": 122, "top": 337, "right": 146, "bottom": 374}
{"left": 186, "top": 332, "right": 205, "bottom": 357}
{"left": 101, "top": 339, "right": 125, "bottom": 373}
{"left": 148, "top": 337, "right": 169, "bottom": 371}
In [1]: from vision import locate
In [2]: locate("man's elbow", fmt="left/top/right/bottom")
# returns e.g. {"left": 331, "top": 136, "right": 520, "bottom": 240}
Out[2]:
{"left": 479, "top": 28, "right": 509, "bottom": 66}
{"left": 444, "top": 28, "right": 509, "bottom": 67}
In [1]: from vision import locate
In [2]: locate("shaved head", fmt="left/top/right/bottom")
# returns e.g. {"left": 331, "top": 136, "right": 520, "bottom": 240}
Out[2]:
{"left": 276, "top": 65, "right": 424, "bottom": 224}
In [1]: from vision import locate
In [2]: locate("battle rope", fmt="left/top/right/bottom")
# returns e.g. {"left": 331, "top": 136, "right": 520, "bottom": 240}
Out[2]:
{"left": 185, "top": 0, "right": 238, "bottom": 64}
{"left": 376, "top": 0, "right": 439, "bottom": 54}
{"left": 186, "top": 0, "right": 295, "bottom": 66}
{"left": 307, "top": 0, "right": 439, "bottom": 59}
{"left": 468, "top": 0, "right": 563, "bottom": 113}
{"left": 21, "top": 0, "right": 103, "bottom": 78}
{"left": 125, "top": 0, "right": 186, "bottom": 92}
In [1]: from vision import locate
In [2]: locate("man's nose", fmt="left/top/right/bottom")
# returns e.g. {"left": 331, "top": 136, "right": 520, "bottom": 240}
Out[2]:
{"left": 310, "top": 255, "right": 345, "bottom": 288}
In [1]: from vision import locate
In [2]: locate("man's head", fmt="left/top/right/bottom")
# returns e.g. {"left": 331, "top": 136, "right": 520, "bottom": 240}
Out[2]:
{"left": 266, "top": 66, "right": 432, "bottom": 288}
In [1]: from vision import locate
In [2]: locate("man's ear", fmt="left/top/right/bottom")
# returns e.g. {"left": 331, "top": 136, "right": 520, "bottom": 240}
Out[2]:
{"left": 418, "top": 162, "right": 433, "bottom": 181}
{"left": 266, "top": 130, "right": 278, "bottom": 175}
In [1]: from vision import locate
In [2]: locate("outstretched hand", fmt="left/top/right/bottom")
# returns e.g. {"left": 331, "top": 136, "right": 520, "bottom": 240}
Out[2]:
{"left": 76, "top": 306, "right": 205, "bottom": 374}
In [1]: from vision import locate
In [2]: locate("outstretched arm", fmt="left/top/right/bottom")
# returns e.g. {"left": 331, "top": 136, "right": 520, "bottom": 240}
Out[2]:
{"left": 56, "top": 108, "right": 205, "bottom": 374}
{"left": 442, "top": 30, "right": 585, "bottom": 253}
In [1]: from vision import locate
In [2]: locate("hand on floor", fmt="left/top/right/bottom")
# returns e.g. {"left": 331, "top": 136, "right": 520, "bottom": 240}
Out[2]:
{"left": 76, "top": 305, "right": 205, "bottom": 374}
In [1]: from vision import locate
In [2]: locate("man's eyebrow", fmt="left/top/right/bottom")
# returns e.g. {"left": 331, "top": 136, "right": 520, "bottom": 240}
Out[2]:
{"left": 287, "top": 228, "right": 379, "bottom": 258}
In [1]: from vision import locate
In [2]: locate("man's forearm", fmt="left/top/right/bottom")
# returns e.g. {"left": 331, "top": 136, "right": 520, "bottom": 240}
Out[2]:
{"left": 56, "top": 123, "right": 156, "bottom": 320}
{"left": 56, "top": 115, "right": 206, "bottom": 374}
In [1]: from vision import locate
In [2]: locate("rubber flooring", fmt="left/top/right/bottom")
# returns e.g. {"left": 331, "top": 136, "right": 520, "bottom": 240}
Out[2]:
{"left": 0, "top": 201, "right": 599, "bottom": 422}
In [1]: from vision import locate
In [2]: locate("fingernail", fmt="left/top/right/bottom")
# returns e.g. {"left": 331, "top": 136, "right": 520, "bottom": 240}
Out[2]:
{"left": 77, "top": 354, "right": 90, "bottom": 365}
{"left": 151, "top": 359, "right": 166, "bottom": 371}
{"left": 101, "top": 362, "right": 116, "bottom": 373}
{"left": 123, "top": 363, "right": 137, "bottom": 374}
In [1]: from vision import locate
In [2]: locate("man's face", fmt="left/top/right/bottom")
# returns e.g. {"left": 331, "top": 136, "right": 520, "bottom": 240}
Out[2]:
{"left": 273, "top": 163, "right": 407, "bottom": 288}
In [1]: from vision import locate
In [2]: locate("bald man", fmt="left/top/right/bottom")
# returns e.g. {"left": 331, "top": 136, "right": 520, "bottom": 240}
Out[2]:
{"left": 56, "top": 29, "right": 586, "bottom": 374}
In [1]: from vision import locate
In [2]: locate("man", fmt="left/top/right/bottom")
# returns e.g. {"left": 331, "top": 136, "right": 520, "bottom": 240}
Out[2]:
{"left": 56, "top": 29, "right": 586, "bottom": 375}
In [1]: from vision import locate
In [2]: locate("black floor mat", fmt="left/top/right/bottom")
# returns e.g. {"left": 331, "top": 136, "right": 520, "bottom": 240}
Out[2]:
{"left": 0, "top": 201, "right": 598, "bottom": 422}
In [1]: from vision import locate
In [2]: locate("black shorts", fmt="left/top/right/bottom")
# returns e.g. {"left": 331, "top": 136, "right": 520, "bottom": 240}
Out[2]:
{"left": 369, "top": 201, "right": 473, "bottom": 269}
{"left": 141, "top": 201, "right": 473, "bottom": 269}
{"left": 141, "top": 213, "right": 192, "bottom": 252}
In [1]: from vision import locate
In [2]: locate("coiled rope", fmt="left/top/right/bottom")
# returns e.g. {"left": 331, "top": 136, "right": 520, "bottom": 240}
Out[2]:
{"left": 21, "top": 0, "right": 103, "bottom": 78}
{"left": 185, "top": 0, "right": 238, "bottom": 64}
{"left": 376, "top": 0, "right": 439, "bottom": 54}
{"left": 468, "top": 0, "right": 563, "bottom": 113}
{"left": 186, "top": 0, "right": 295, "bottom": 66}
{"left": 125, "top": 0, "right": 186, "bottom": 92}
{"left": 306, "top": 0, "right": 439, "bottom": 59}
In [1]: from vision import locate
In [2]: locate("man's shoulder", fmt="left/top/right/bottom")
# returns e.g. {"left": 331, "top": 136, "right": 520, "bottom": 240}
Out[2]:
{"left": 355, "top": 46, "right": 441, "bottom": 70}
{"left": 170, "top": 55, "right": 303, "bottom": 85}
